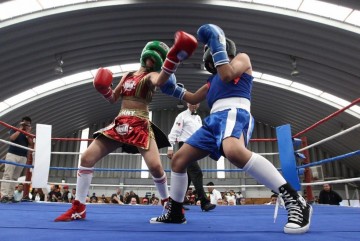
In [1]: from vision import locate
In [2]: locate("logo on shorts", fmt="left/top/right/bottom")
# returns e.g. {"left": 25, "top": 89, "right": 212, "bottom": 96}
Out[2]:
{"left": 123, "top": 79, "right": 136, "bottom": 91}
{"left": 116, "top": 124, "right": 130, "bottom": 135}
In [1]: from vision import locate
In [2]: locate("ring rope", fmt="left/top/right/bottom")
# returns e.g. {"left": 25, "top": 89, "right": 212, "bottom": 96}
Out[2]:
{"left": 298, "top": 149, "right": 360, "bottom": 169}
{"left": 296, "top": 122, "right": 360, "bottom": 152}
{"left": 0, "top": 139, "right": 34, "bottom": 152}
{"left": 293, "top": 97, "right": 360, "bottom": 138}
{"left": 2, "top": 178, "right": 359, "bottom": 189}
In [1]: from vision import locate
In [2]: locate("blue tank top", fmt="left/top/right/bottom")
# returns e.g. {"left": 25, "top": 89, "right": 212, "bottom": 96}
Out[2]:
{"left": 206, "top": 72, "right": 254, "bottom": 109}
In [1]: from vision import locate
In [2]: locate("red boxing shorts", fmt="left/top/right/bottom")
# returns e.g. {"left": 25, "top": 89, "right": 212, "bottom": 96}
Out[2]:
{"left": 94, "top": 109, "right": 170, "bottom": 153}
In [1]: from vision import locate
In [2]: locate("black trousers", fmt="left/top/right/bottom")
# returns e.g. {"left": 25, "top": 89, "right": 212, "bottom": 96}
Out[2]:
{"left": 179, "top": 142, "right": 207, "bottom": 200}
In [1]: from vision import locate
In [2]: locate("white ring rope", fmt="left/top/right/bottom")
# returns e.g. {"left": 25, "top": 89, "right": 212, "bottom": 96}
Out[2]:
{"left": 296, "top": 122, "right": 360, "bottom": 152}
{"left": 0, "top": 138, "right": 34, "bottom": 152}
{"left": 1, "top": 177, "right": 359, "bottom": 188}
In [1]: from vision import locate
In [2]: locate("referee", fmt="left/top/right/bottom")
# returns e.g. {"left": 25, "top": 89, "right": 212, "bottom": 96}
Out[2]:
{"left": 167, "top": 103, "right": 216, "bottom": 211}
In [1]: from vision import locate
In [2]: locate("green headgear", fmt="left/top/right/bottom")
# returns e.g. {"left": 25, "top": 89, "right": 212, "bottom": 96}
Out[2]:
{"left": 140, "top": 41, "right": 169, "bottom": 71}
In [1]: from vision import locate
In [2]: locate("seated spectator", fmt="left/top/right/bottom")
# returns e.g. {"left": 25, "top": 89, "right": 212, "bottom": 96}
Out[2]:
{"left": 196, "top": 200, "right": 201, "bottom": 206}
{"left": 151, "top": 197, "right": 160, "bottom": 205}
{"left": 13, "top": 183, "right": 24, "bottom": 202}
{"left": 207, "top": 182, "right": 222, "bottom": 205}
{"left": 184, "top": 189, "right": 195, "bottom": 205}
{"left": 318, "top": 183, "right": 343, "bottom": 205}
{"left": 111, "top": 188, "right": 124, "bottom": 204}
{"left": 125, "top": 190, "right": 139, "bottom": 204}
{"left": 149, "top": 193, "right": 157, "bottom": 204}
{"left": 129, "top": 197, "right": 138, "bottom": 205}
{"left": 228, "top": 198, "right": 236, "bottom": 206}
{"left": 61, "top": 185, "right": 71, "bottom": 203}
{"left": 31, "top": 188, "right": 45, "bottom": 202}
{"left": 70, "top": 188, "right": 76, "bottom": 202}
{"left": 239, "top": 197, "right": 246, "bottom": 205}
{"left": 90, "top": 192, "right": 98, "bottom": 203}
{"left": 101, "top": 194, "right": 109, "bottom": 203}
{"left": 225, "top": 190, "right": 236, "bottom": 204}
{"left": 142, "top": 197, "right": 149, "bottom": 205}
{"left": 216, "top": 199, "right": 223, "bottom": 206}
{"left": 48, "top": 185, "right": 62, "bottom": 202}
{"left": 265, "top": 194, "right": 278, "bottom": 205}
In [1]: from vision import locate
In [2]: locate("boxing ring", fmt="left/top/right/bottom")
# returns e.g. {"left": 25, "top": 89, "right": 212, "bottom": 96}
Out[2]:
{"left": 1, "top": 98, "right": 360, "bottom": 241}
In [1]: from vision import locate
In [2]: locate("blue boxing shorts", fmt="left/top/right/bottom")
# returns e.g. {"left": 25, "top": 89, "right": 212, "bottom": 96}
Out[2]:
{"left": 186, "top": 108, "right": 254, "bottom": 161}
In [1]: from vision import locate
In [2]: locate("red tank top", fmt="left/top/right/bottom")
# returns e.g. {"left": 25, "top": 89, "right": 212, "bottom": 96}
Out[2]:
{"left": 120, "top": 72, "right": 154, "bottom": 103}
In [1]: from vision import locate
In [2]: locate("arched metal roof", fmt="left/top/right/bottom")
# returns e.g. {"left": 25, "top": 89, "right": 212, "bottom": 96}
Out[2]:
{"left": 0, "top": 0, "right": 359, "bottom": 174}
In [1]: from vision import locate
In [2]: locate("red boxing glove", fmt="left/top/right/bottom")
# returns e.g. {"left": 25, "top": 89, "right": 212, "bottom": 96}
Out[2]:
{"left": 93, "top": 68, "right": 114, "bottom": 101}
{"left": 162, "top": 31, "right": 198, "bottom": 75}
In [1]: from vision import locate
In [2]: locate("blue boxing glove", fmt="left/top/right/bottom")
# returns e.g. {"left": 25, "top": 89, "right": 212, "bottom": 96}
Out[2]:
{"left": 160, "top": 74, "right": 186, "bottom": 100}
{"left": 197, "top": 24, "right": 229, "bottom": 67}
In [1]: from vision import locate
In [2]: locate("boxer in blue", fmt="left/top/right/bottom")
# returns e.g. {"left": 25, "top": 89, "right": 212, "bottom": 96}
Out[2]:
{"left": 151, "top": 24, "right": 312, "bottom": 235}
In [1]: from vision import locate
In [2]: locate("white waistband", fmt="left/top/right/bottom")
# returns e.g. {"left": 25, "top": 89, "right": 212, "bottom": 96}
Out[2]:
{"left": 210, "top": 97, "right": 251, "bottom": 114}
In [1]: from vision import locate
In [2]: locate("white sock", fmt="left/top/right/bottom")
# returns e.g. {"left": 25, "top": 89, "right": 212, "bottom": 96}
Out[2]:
{"left": 170, "top": 171, "right": 188, "bottom": 203}
{"left": 152, "top": 173, "right": 169, "bottom": 200}
{"left": 75, "top": 166, "right": 94, "bottom": 204}
{"left": 243, "top": 153, "right": 286, "bottom": 193}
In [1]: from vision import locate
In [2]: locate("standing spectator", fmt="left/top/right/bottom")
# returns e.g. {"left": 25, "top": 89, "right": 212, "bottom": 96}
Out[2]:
{"left": 111, "top": 188, "right": 124, "bottom": 204}
{"left": 13, "top": 183, "right": 24, "bottom": 202}
{"left": 318, "top": 183, "right": 342, "bottom": 205}
{"left": 1, "top": 116, "right": 34, "bottom": 203}
{"left": 167, "top": 102, "right": 215, "bottom": 212}
{"left": 207, "top": 182, "right": 222, "bottom": 205}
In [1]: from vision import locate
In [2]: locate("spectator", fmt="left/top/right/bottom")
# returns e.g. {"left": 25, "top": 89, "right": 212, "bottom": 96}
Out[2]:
{"left": 149, "top": 193, "right": 157, "bottom": 204}
{"left": 142, "top": 197, "right": 149, "bottom": 205}
{"left": 318, "top": 183, "right": 342, "bottom": 205}
{"left": 48, "top": 185, "right": 62, "bottom": 202}
{"left": 69, "top": 188, "right": 76, "bottom": 202}
{"left": 225, "top": 190, "right": 236, "bottom": 204}
{"left": 111, "top": 188, "right": 124, "bottom": 204}
{"left": 61, "top": 185, "right": 71, "bottom": 203}
{"left": 90, "top": 192, "right": 98, "bottom": 203}
{"left": 129, "top": 197, "right": 138, "bottom": 205}
{"left": 235, "top": 191, "right": 244, "bottom": 205}
{"left": 151, "top": 197, "right": 160, "bottom": 206}
{"left": 0, "top": 117, "right": 34, "bottom": 203}
{"left": 207, "top": 182, "right": 222, "bottom": 205}
{"left": 31, "top": 188, "right": 45, "bottom": 202}
{"left": 239, "top": 197, "right": 246, "bottom": 205}
{"left": 101, "top": 194, "right": 109, "bottom": 203}
{"left": 13, "top": 183, "right": 24, "bottom": 202}
{"left": 125, "top": 191, "right": 140, "bottom": 204}
{"left": 228, "top": 199, "right": 236, "bottom": 206}
{"left": 265, "top": 194, "right": 279, "bottom": 205}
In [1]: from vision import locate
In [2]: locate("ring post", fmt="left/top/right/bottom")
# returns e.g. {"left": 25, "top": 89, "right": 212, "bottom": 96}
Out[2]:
{"left": 276, "top": 124, "right": 301, "bottom": 191}
{"left": 32, "top": 124, "right": 52, "bottom": 188}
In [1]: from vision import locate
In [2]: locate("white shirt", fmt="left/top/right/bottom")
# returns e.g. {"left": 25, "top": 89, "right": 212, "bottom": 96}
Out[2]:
{"left": 209, "top": 189, "right": 222, "bottom": 205}
{"left": 168, "top": 109, "right": 202, "bottom": 150}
